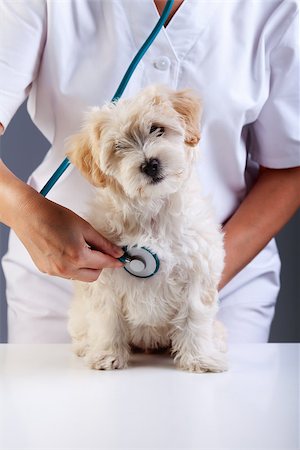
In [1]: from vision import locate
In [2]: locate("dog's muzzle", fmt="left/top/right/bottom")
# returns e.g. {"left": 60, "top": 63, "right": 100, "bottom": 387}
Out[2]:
{"left": 140, "top": 158, "right": 164, "bottom": 184}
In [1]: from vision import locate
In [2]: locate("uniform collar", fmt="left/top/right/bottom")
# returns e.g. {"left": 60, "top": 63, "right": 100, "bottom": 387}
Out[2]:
{"left": 125, "top": 0, "right": 218, "bottom": 61}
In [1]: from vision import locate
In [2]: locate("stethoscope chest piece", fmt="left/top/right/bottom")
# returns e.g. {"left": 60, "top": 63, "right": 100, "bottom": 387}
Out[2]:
{"left": 119, "top": 246, "right": 160, "bottom": 278}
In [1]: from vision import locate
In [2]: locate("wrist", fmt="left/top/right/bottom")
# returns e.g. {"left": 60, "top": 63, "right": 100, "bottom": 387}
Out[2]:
{"left": 0, "top": 159, "right": 45, "bottom": 229}
{"left": 1, "top": 179, "right": 42, "bottom": 230}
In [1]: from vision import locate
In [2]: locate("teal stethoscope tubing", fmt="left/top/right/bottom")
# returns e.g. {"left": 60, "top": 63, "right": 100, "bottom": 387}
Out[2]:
{"left": 40, "top": 0, "right": 174, "bottom": 197}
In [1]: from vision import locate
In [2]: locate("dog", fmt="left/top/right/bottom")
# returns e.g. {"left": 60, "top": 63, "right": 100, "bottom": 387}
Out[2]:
{"left": 66, "top": 85, "right": 228, "bottom": 372}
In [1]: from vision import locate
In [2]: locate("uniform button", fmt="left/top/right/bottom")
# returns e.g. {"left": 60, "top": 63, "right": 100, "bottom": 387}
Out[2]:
{"left": 153, "top": 56, "right": 171, "bottom": 71}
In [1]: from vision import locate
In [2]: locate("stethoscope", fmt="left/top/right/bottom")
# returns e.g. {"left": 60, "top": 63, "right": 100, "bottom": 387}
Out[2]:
{"left": 39, "top": 0, "right": 174, "bottom": 278}
{"left": 119, "top": 246, "right": 160, "bottom": 278}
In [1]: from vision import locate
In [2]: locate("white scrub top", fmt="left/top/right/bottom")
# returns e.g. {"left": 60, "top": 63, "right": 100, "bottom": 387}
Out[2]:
{"left": 0, "top": 0, "right": 299, "bottom": 343}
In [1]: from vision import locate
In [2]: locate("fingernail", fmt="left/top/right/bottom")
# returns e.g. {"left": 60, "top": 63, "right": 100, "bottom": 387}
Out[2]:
{"left": 115, "top": 261, "right": 124, "bottom": 268}
{"left": 113, "top": 247, "right": 124, "bottom": 258}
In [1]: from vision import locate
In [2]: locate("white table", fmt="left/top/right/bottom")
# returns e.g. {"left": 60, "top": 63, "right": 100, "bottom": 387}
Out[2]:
{"left": 0, "top": 344, "right": 298, "bottom": 450}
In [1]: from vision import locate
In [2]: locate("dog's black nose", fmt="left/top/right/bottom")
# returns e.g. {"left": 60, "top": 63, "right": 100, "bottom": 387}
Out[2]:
{"left": 140, "top": 158, "right": 161, "bottom": 179}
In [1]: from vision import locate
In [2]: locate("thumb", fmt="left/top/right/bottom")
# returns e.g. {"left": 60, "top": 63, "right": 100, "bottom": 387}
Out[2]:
{"left": 84, "top": 225, "right": 124, "bottom": 259}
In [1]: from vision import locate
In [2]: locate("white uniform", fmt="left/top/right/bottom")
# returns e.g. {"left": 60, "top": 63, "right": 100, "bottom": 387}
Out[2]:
{"left": 0, "top": 0, "right": 299, "bottom": 343}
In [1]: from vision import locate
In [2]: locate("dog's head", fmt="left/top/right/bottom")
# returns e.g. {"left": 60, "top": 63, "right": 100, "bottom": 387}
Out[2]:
{"left": 66, "top": 85, "right": 202, "bottom": 200}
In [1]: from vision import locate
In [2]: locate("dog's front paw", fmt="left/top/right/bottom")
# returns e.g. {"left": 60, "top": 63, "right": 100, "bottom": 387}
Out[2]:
{"left": 176, "top": 351, "right": 228, "bottom": 373}
{"left": 85, "top": 350, "right": 129, "bottom": 370}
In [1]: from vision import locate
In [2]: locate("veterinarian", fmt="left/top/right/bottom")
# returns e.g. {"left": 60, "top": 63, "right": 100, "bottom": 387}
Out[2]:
{"left": 0, "top": 0, "right": 299, "bottom": 343}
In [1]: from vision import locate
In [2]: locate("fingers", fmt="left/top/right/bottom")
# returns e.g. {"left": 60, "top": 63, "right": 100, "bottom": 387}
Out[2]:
{"left": 84, "top": 225, "right": 124, "bottom": 258}
{"left": 81, "top": 244, "right": 124, "bottom": 270}
{"left": 58, "top": 268, "right": 102, "bottom": 283}
{"left": 67, "top": 249, "right": 125, "bottom": 282}
{"left": 69, "top": 269, "right": 102, "bottom": 283}
{"left": 42, "top": 242, "right": 124, "bottom": 282}
{"left": 72, "top": 242, "right": 125, "bottom": 282}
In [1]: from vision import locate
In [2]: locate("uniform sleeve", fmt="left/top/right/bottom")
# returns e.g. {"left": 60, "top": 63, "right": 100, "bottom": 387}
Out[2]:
{"left": 250, "top": 7, "right": 300, "bottom": 168}
{"left": 0, "top": 0, "right": 46, "bottom": 132}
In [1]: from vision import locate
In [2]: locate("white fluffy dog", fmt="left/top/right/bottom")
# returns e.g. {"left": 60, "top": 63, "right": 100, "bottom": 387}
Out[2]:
{"left": 66, "top": 85, "right": 227, "bottom": 373}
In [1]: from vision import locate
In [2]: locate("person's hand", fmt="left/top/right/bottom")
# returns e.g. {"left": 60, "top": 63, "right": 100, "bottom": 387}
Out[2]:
{"left": 12, "top": 190, "right": 124, "bottom": 282}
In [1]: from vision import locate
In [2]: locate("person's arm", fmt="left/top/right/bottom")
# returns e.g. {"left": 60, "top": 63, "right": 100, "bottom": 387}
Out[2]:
{"left": 0, "top": 133, "right": 124, "bottom": 282}
{"left": 219, "top": 165, "right": 300, "bottom": 290}
{"left": 219, "top": 4, "right": 300, "bottom": 289}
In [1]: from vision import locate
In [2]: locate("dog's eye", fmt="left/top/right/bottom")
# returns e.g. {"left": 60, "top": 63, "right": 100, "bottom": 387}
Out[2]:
{"left": 150, "top": 125, "right": 165, "bottom": 137}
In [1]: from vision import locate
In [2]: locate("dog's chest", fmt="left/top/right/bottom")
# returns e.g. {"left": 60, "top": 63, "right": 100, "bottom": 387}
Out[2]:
{"left": 107, "top": 234, "right": 191, "bottom": 328}
{"left": 114, "top": 266, "right": 187, "bottom": 328}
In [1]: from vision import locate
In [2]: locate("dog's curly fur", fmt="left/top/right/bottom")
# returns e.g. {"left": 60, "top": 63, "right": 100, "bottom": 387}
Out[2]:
{"left": 66, "top": 85, "right": 228, "bottom": 372}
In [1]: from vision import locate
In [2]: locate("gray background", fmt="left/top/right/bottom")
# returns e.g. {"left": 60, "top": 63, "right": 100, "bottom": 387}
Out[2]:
{"left": 0, "top": 102, "right": 299, "bottom": 343}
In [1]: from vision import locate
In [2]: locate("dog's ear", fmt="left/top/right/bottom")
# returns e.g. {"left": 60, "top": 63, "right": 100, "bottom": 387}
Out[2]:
{"left": 169, "top": 90, "right": 202, "bottom": 147}
{"left": 65, "top": 109, "right": 108, "bottom": 187}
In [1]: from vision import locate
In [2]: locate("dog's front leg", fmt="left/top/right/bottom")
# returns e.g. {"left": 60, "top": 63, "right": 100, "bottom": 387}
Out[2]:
{"left": 170, "top": 280, "right": 228, "bottom": 373}
{"left": 85, "top": 287, "right": 130, "bottom": 370}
